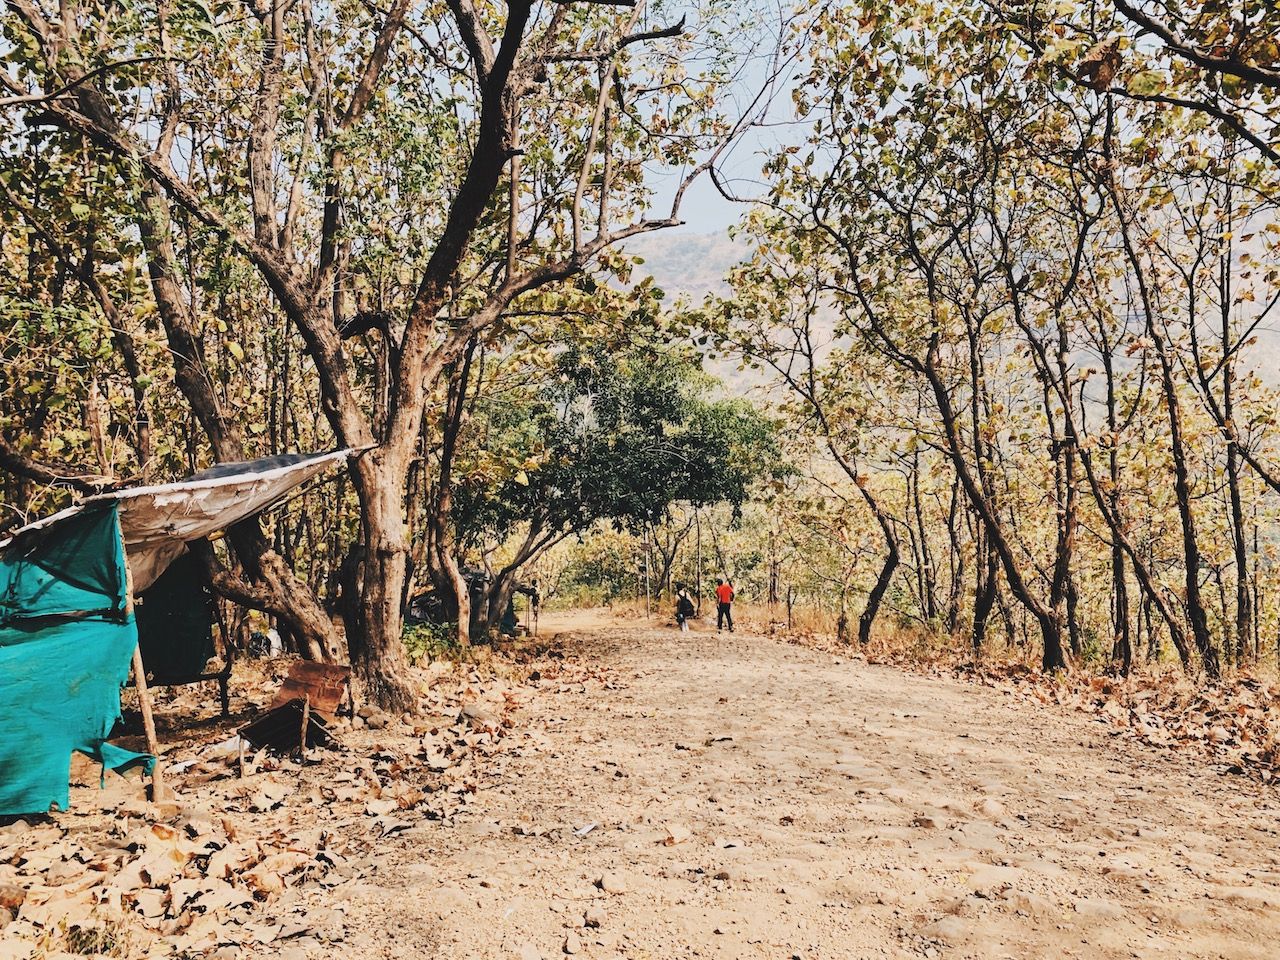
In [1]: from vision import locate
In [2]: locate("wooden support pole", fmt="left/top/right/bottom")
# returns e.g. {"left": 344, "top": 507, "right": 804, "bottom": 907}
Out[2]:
{"left": 130, "top": 643, "right": 166, "bottom": 802}
{"left": 299, "top": 695, "right": 310, "bottom": 764}
{"left": 123, "top": 551, "right": 166, "bottom": 803}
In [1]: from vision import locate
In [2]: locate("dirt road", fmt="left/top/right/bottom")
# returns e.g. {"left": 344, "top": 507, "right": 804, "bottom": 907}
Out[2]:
{"left": 336, "top": 613, "right": 1280, "bottom": 960}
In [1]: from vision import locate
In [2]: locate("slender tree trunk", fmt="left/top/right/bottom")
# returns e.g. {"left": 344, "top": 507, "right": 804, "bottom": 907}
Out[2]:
{"left": 1107, "top": 181, "right": 1220, "bottom": 678}
{"left": 1225, "top": 420, "right": 1251, "bottom": 665}
{"left": 1102, "top": 350, "right": 1132, "bottom": 674}
{"left": 921, "top": 344, "right": 1066, "bottom": 670}
{"left": 972, "top": 531, "right": 997, "bottom": 658}
{"left": 1154, "top": 337, "right": 1220, "bottom": 676}
{"left": 426, "top": 344, "right": 475, "bottom": 648}
{"left": 856, "top": 476, "right": 899, "bottom": 646}
{"left": 944, "top": 476, "right": 965, "bottom": 636}
{"left": 910, "top": 452, "right": 937, "bottom": 621}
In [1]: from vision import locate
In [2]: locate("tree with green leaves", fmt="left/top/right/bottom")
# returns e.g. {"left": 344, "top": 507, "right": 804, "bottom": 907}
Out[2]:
{"left": 2, "top": 0, "right": 778, "bottom": 706}
{"left": 446, "top": 341, "right": 782, "bottom": 633}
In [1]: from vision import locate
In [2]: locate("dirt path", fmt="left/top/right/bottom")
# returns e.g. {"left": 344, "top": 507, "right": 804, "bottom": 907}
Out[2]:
{"left": 337, "top": 613, "right": 1280, "bottom": 960}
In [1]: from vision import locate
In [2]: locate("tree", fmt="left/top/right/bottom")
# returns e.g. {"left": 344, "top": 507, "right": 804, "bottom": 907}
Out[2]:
{"left": 449, "top": 342, "right": 781, "bottom": 633}
{"left": 3, "top": 0, "right": 776, "bottom": 706}
{"left": 712, "top": 0, "right": 1280, "bottom": 673}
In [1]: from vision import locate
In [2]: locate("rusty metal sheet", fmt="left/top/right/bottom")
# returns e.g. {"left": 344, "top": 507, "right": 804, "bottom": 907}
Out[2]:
{"left": 268, "top": 661, "right": 350, "bottom": 722}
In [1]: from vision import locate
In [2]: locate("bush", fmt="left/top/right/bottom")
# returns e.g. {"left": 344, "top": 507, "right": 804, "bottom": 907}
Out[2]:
{"left": 403, "top": 620, "right": 462, "bottom": 665}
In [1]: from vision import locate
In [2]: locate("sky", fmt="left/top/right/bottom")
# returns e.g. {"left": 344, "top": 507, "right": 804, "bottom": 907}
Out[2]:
{"left": 639, "top": 0, "right": 808, "bottom": 234}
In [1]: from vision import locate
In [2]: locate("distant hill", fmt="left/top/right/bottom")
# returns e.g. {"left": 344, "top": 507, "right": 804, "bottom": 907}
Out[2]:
{"left": 622, "top": 230, "right": 773, "bottom": 396}
{"left": 625, "top": 231, "right": 748, "bottom": 302}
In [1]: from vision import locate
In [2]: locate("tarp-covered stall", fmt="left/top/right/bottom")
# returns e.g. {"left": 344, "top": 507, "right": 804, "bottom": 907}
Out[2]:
{"left": 0, "top": 504, "right": 152, "bottom": 815}
{"left": 0, "top": 449, "right": 360, "bottom": 816}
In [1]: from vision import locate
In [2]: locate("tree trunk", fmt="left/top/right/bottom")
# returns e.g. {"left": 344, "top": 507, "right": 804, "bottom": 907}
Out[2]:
{"left": 136, "top": 181, "right": 341, "bottom": 662}
{"left": 1225, "top": 441, "right": 1252, "bottom": 665}
{"left": 350, "top": 451, "right": 417, "bottom": 712}
{"left": 1107, "top": 180, "right": 1219, "bottom": 678}
{"left": 855, "top": 475, "right": 899, "bottom": 646}
{"left": 1103, "top": 349, "right": 1132, "bottom": 675}
{"left": 972, "top": 531, "right": 997, "bottom": 658}
{"left": 909, "top": 452, "right": 937, "bottom": 621}
{"left": 1156, "top": 339, "right": 1220, "bottom": 678}
{"left": 922, "top": 345, "right": 1066, "bottom": 670}
{"left": 944, "top": 477, "right": 965, "bottom": 636}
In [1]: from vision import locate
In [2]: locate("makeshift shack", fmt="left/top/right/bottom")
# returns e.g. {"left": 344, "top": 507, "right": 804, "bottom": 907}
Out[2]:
{"left": 0, "top": 448, "right": 360, "bottom": 817}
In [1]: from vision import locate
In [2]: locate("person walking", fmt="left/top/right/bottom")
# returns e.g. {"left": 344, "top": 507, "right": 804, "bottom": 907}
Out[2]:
{"left": 714, "top": 577, "right": 735, "bottom": 632}
{"left": 674, "top": 584, "right": 695, "bottom": 633}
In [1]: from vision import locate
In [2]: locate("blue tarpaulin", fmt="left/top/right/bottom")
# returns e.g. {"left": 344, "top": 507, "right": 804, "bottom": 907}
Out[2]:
{"left": 0, "top": 504, "right": 152, "bottom": 816}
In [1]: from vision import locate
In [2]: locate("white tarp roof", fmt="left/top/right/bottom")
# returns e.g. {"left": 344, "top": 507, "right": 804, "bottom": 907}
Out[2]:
{"left": 1, "top": 448, "right": 362, "bottom": 591}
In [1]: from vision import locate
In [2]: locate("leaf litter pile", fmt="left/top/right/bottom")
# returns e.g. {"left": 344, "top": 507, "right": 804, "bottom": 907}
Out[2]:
{"left": 0, "top": 642, "right": 592, "bottom": 959}
{"left": 781, "top": 626, "right": 1280, "bottom": 783}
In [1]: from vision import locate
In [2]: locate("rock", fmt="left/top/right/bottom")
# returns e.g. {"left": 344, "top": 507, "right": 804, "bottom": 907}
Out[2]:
{"left": 1000, "top": 889, "right": 1056, "bottom": 916}
{"left": 518, "top": 942, "right": 543, "bottom": 960}
{"left": 920, "top": 915, "right": 968, "bottom": 942}
{"left": 461, "top": 701, "right": 501, "bottom": 728}
{"left": 356, "top": 705, "right": 378, "bottom": 720}
{"left": 976, "top": 799, "right": 1006, "bottom": 819}
{"left": 563, "top": 931, "right": 582, "bottom": 954}
{"left": 0, "top": 887, "right": 24, "bottom": 912}
{"left": 0, "top": 906, "right": 13, "bottom": 927}
{"left": 366, "top": 712, "right": 389, "bottom": 731}
{"left": 1074, "top": 898, "right": 1125, "bottom": 919}
{"left": 910, "top": 815, "right": 939, "bottom": 829}
{"left": 596, "top": 872, "right": 627, "bottom": 894}
{"left": 583, "top": 905, "right": 607, "bottom": 928}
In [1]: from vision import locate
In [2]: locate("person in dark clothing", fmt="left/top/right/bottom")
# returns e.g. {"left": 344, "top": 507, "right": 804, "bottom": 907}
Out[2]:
{"left": 675, "top": 584, "right": 695, "bottom": 633}
{"left": 714, "top": 577, "right": 735, "bottom": 632}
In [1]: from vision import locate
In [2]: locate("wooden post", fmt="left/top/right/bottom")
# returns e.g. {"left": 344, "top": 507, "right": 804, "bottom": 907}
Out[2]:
{"left": 123, "top": 554, "right": 166, "bottom": 803}
{"left": 130, "top": 644, "right": 166, "bottom": 802}
{"left": 298, "top": 695, "right": 310, "bottom": 764}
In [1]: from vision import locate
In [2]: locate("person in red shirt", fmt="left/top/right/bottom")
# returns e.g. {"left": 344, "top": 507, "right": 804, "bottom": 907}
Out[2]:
{"left": 714, "top": 577, "right": 735, "bottom": 632}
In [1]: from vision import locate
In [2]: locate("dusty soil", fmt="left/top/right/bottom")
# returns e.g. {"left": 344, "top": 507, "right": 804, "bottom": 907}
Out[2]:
{"left": 328, "top": 610, "right": 1280, "bottom": 960}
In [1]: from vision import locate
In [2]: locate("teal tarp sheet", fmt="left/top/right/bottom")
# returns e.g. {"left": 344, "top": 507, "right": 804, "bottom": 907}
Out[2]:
{"left": 0, "top": 505, "right": 153, "bottom": 816}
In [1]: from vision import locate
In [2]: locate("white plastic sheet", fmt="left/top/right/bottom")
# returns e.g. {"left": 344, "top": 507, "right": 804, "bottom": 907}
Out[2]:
{"left": 2, "top": 449, "right": 360, "bottom": 590}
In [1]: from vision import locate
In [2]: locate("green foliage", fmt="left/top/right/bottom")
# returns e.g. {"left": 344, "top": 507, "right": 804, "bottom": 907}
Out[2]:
{"left": 402, "top": 620, "right": 462, "bottom": 666}
{"left": 453, "top": 343, "right": 784, "bottom": 551}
